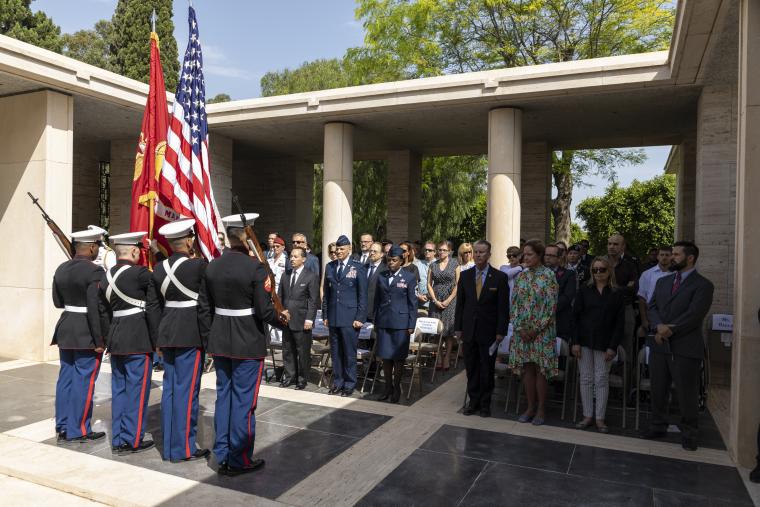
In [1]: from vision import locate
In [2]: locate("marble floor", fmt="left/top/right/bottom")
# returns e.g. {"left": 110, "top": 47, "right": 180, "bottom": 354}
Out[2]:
{"left": 0, "top": 359, "right": 756, "bottom": 506}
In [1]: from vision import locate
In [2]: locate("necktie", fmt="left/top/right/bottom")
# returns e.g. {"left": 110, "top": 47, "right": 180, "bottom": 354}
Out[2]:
{"left": 337, "top": 262, "right": 344, "bottom": 278}
{"left": 671, "top": 271, "right": 681, "bottom": 294}
{"left": 476, "top": 270, "right": 483, "bottom": 299}
{"left": 362, "top": 254, "right": 367, "bottom": 264}
{"left": 290, "top": 270, "right": 297, "bottom": 291}
{"left": 368, "top": 264, "right": 375, "bottom": 279}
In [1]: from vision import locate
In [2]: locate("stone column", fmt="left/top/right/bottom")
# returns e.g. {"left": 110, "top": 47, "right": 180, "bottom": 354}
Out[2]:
{"left": 208, "top": 133, "right": 233, "bottom": 217}
{"left": 674, "top": 138, "right": 697, "bottom": 241}
{"left": 730, "top": 0, "right": 760, "bottom": 468}
{"left": 487, "top": 108, "right": 522, "bottom": 267}
{"left": 108, "top": 139, "right": 135, "bottom": 234}
{"left": 521, "top": 142, "right": 552, "bottom": 243}
{"left": 0, "top": 90, "right": 73, "bottom": 361}
{"left": 323, "top": 123, "right": 353, "bottom": 265}
{"left": 386, "top": 150, "right": 422, "bottom": 243}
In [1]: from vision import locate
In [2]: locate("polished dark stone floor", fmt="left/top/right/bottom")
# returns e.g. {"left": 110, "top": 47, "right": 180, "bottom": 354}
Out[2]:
{"left": 358, "top": 425, "right": 754, "bottom": 506}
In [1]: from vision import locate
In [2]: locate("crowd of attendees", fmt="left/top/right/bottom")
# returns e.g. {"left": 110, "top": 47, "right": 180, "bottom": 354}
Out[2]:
{"left": 224, "top": 229, "right": 713, "bottom": 451}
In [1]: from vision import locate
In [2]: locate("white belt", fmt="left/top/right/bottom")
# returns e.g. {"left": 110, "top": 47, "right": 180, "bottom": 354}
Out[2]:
{"left": 215, "top": 307, "right": 254, "bottom": 317}
{"left": 113, "top": 308, "right": 144, "bottom": 318}
{"left": 165, "top": 300, "right": 198, "bottom": 308}
{"left": 64, "top": 305, "right": 87, "bottom": 313}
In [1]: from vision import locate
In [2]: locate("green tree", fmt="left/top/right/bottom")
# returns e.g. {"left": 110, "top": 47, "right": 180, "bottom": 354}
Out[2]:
{"left": 353, "top": 0, "right": 673, "bottom": 243}
{"left": 576, "top": 174, "right": 675, "bottom": 259}
{"left": 109, "top": 0, "right": 179, "bottom": 92}
{"left": 0, "top": 0, "right": 62, "bottom": 52}
{"left": 261, "top": 58, "right": 358, "bottom": 96}
{"left": 61, "top": 20, "right": 113, "bottom": 69}
{"left": 207, "top": 93, "right": 231, "bottom": 104}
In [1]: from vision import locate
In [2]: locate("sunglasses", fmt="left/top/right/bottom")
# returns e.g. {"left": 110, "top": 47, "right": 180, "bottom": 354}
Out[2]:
{"left": 592, "top": 267, "right": 608, "bottom": 274}
{"left": 293, "top": 240, "right": 306, "bottom": 244}
{"left": 425, "top": 248, "right": 435, "bottom": 252}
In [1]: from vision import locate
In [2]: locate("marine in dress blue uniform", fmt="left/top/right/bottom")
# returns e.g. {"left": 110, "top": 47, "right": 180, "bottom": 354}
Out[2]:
{"left": 321, "top": 235, "right": 367, "bottom": 396}
{"left": 96, "top": 231, "right": 155, "bottom": 454}
{"left": 146, "top": 219, "right": 209, "bottom": 463}
{"left": 373, "top": 246, "right": 417, "bottom": 403}
{"left": 52, "top": 226, "right": 108, "bottom": 443}
{"left": 197, "top": 213, "right": 281, "bottom": 476}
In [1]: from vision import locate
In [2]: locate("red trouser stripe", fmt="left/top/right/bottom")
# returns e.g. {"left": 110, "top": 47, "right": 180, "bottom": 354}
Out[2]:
{"left": 184, "top": 348, "right": 202, "bottom": 458}
{"left": 134, "top": 354, "right": 150, "bottom": 448}
{"left": 243, "top": 361, "right": 264, "bottom": 466}
{"left": 80, "top": 353, "right": 102, "bottom": 436}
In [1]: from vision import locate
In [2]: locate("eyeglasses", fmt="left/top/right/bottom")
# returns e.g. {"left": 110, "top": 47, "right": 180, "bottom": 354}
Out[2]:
{"left": 293, "top": 240, "right": 306, "bottom": 244}
{"left": 592, "top": 267, "right": 608, "bottom": 274}
{"left": 437, "top": 248, "right": 449, "bottom": 252}
{"left": 425, "top": 248, "right": 435, "bottom": 252}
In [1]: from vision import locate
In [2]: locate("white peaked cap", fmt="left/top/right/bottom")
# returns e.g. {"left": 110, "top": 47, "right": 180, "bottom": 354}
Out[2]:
{"left": 221, "top": 213, "right": 259, "bottom": 228}
{"left": 158, "top": 218, "right": 196, "bottom": 239}
{"left": 109, "top": 231, "right": 147, "bottom": 245}
{"left": 71, "top": 226, "right": 106, "bottom": 243}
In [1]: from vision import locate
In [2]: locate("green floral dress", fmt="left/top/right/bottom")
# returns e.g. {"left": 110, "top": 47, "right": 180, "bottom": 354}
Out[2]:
{"left": 508, "top": 265, "right": 559, "bottom": 379}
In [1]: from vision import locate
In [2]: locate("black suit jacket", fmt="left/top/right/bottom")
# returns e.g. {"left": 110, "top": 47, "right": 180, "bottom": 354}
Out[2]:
{"left": 52, "top": 256, "right": 105, "bottom": 349}
{"left": 553, "top": 267, "right": 577, "bottom": 338}
{"left": 648, "top": 270, "right": 714, "bottom": 359}
{"left": 454, "top": 265, "right": 509, "bottom": 345}
{"left": 278, "top": 267, "right": 320, "bottom": 331}
{"left": 365, "top": 261, "right": 388, "bottom": 322}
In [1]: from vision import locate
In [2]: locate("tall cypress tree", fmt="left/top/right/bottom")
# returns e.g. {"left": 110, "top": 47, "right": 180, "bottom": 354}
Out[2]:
{"left": 109, "top": 0, "right": 179, "bottom": 92}
{"left": 0, "top": 0, "right": 62, "bottom": 52}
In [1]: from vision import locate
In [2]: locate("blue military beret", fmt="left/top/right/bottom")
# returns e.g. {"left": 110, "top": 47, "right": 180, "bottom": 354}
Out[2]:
{"left": 388, "top": 246, "right": 404, "bottom": 258}
{"left": 336, "top": 235, "right": 351, "bottom": 246}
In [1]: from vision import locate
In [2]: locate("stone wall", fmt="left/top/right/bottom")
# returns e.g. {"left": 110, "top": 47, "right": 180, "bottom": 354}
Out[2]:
{"left": 72, "top": 139, "right": 109, "bottom": 231}
{"left": 521, "top": 142, "right": 552, "bottom": 243}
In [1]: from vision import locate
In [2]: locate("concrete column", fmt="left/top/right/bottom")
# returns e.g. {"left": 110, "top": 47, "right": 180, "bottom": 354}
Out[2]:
{"left": 386, "top": 150, "right": 422, "bottom": 243}
{"left": 0, "top": 90, "right": 73, "bottom": 361}
{"left": 487, "top": 108, "right": 522, "bottom": 267}
{"left": 108, "top": 139, "right": 134, "bottom": 234}
{"left": 208, "top": 133, "right": 233, "bottom": 217}
{"left": 322, "top": 123, "right": 353, "bottom": 264}
{"left": 730, "top": 0, "right": 760, "bottom": 468}
{"left": 674, "top": 138, "right": 697, "bottom": 241}
{"left": 72, "top": 140, "right": 109, "bottom": 231}
{"left": 521, "top": 142, "right": 552, "bottom": 243}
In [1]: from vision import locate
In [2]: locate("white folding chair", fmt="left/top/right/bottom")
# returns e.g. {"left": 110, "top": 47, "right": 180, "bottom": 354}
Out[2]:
{"left": 407, "top": 317, "right": 444, "bottom": 398}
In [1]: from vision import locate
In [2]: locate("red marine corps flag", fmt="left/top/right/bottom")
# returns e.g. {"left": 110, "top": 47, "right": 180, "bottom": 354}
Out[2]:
{"left": 129, "top": 22, "right": 173, "bottom": 267}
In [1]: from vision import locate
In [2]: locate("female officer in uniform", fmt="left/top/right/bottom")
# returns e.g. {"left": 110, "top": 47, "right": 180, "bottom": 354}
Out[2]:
{"left": 373, "top": 246, "right": 417, "bottom": 403}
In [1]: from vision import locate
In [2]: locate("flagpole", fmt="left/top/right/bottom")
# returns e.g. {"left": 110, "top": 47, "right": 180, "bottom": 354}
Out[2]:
{"left": 151, "top": 9, "right": 156, "bottom": 32}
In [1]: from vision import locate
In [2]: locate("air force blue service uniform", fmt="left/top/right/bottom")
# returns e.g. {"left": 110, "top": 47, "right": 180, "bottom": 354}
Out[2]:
{"left": 146, "top": 219, "right": 209, "bottom": 462}
{"left": 321, "top": 235, "right": 367, "bottom": 395}
{"left": 374, "top": 267, "right": 417, "bottom": 360}
{"left": 52, "top": 226, "right": 107, "bottom": 442}
{"left": 96, "top": 231, "right": 155, "bottom": 453}
{"left": 198, "top": 213, "right": 279, "bottom": 475}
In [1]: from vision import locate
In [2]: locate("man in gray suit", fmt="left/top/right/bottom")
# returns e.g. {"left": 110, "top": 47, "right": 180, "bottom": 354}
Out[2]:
{"left": 279, "top": 247, "right": 320, "bottom": 390}
{"left": 641, "top": 241, "right": 714, "bottom": 451}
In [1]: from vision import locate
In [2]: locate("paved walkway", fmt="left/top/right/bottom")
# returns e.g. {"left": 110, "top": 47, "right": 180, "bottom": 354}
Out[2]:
{"left": 0, "top": 359, "right": 757, "bottom": 506}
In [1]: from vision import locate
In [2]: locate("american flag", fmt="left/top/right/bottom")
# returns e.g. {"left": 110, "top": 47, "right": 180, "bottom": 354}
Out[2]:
{"left": 159, "top": 6, "right": 221, "bottom": 261}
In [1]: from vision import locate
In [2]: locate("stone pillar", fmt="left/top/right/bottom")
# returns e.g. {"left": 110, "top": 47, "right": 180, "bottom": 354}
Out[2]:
{"left": 208, "top": 133, "right": 233, "bottom": 217}
{"left": 730, "top": 0, "right": 760, "bottom": 468}
{"left": 0, "top": 90, "right": 73, "bottom": 361}
{"left": 72, "top": 140, "right": 109, "bottom": 231}
{"left": 108, "top": 139, "right": 135, "bottom": 234}
{"left": 487, "top": 108, "right": 522, "bottom": 267}
{"left": 521, "top": 142, "right": 552, "bottom": 243}
{"left": 323, "top": 123, "right": 353, "bottom": 265}
{"left": 675, "top": 138, "right": 697, "bottom": 241}
{"left": 386, "top": 150, "right": 422, "bottom": 243}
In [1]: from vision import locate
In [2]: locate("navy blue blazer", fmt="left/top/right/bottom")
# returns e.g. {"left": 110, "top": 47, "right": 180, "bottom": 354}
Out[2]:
{"left": 321, "top": 258, "right": 368, "bottom": 327}
{"left": 373, "top": 269, "right": 417, "bottom": 330}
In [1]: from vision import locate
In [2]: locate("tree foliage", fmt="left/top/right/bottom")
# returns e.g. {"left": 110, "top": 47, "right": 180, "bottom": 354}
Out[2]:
{"left": 576, "top": 174, "right": 675, "bottom": 258}
{"left": 61, "top": 20, "right": 113, "bottom": 69}
{"left": 261, "top": 58, "right": 359, "bottom": 96}
{"left": 207, "top": 93, "right": 231, "bottom": 104}
{"left": 0, "top": 0, "right": 62, "bottom": 52}
{"left": 110, "top": 0, "right": 179, "bottom": 92}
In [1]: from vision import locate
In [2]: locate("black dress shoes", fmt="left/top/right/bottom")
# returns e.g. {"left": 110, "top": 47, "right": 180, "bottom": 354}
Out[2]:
{"left": 681, "top": 437, "right": 698, "bottom": 451}
{"left": 463, "top": 404, "right": 479, "bottom": 416}
{"left": 279, "top": 378, "right": 295, "bottom": 388}
{"left": 479, "top": 408, "right": 491, "bottom": 418}
{"left": 328, "top": 386, "right": 341, "bottom": 395}
{"left": 64, "top": 431, "right": 106, "bottom": 443}
{"left": 295, "top": 381, "right": 307, "bottom": 390}
{"left": 56, "top": 431, "right": 66, "bottom": 442}
{"left": 378, "top": 390, "right": 392, "bottom": 402}
{"left": 390, "top": 386, "right": 401, "bottom": 404}
{"left": 639, "top": 428, "right": 667, "bottom": 440}
{"left": 117, "top": 439, "right": 154, "bottom": 454}
{"left": 224, "top": 459, "right": 266, "bottom": 476}
{"left": 172, "top": 448, "right": 211, "bottom": 463}
{"left": 341, "top": 388, "right": 354, "bottom": 397}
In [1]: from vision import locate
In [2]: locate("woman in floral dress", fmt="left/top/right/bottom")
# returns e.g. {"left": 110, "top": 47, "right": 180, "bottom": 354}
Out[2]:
{"left": 509, "top": 239, "right": 558, "bottom": 426}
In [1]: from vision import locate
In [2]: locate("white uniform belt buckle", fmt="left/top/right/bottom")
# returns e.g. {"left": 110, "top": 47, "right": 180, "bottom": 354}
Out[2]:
{"left": 64, "top": 305, "right": 87, "bottom": 313}
{"left": 165, "top": 300, "right": 198, "bottom": 308}
{"left": 113, "top": 307, "right": 144, "bottom": 318}
{"left": 215, "top": 307, "right": 254, "bottom": 317}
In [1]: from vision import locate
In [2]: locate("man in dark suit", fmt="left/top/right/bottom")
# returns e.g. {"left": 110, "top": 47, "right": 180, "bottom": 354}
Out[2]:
{"left": 454, "top": 240, "right": 509, "bottom": 417}
{"left": 352, "top": 233, "right": 374, "bottom": 265}
{"left": 322, "top": 234, "right": 368, "bottom": 397}
{"left": 641, "top": 241, "right": 714, "bottom": 451}
{"left": 278, "top": 247, "right": 320, "bottom": 390}
{"left": 365, "top": 241, "right": 388, "bottom": 321}
{"left": 544, "top": 244, "right": 577, "bottom": 341}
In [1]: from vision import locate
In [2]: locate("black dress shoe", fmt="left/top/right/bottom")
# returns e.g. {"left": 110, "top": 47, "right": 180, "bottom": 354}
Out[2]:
{"left": 479, "top": 408, "right": 491, "bottom": 418}
{"left": 112, "top": 444, "right": 130, "bottom": 454}
{"left": 341, "top": 388, "right": 354, "bottom": 397}
{"left": 56, "top": 431, "right": 66, "bottom": 442}
{"left": 225, "top": 459, "right": 265, "bottom": 476}
{"left": 328, "top": 386, "right": 342, "bottom": 395}
{"left": 378, "top": 390, "right": 392, "bottom": 402}
{"left": 120, "top": 439, "right": 154, "bottom": 454}
{"left": 295, "top": 382, "right": 307, "bottom": 390}
{"left": 217, "top": 461, "right": 229, "bottom": 475}
{"left": 639, "top": 428, "right": 667, "bottom": 440}
{"left": 85, "top": 431, "right": 106, "bottom": 440}
{"left": 172, "top": 448, "right": 210, "bottom": 463}
{"left": 681, "top": 438, "right": 698, "bottom": 451}
{"left": 463, "top": 404, "right": 479, "bottom": 416}
{"left": 279, "top": 379, "right": 294, "bottom": 388}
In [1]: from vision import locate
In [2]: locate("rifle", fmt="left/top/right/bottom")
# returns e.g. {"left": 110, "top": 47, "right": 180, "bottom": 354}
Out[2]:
{"left": 28, "top": 192, "right": 72, "bottom": 259}
{"left": 232, "top": 196, "right": 288, "bottom": 324}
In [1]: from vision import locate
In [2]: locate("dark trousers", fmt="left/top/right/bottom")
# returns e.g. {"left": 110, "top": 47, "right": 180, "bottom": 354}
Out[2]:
{"left": 212, "top": 356, "right": 264, "bottom": 468}
{"left": 463, "top": 338, "right": 496, "bottom": 409}
{"left": 160, "top": 347, "right": 204, "bottom": 461}
{"left": 282, "top": 328, "right": 313, "bottom": 384}
{"left": 650, "top": 351, "right": 701, "bottom": 440}
{"left": 111, "top": 353, "right": 153, "bottom": 449}
{"left": 55, "top": 349, "right": 102, "bottom": 439}
{"left": 329, "top": 326, "right": 358, "bottom": 390}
